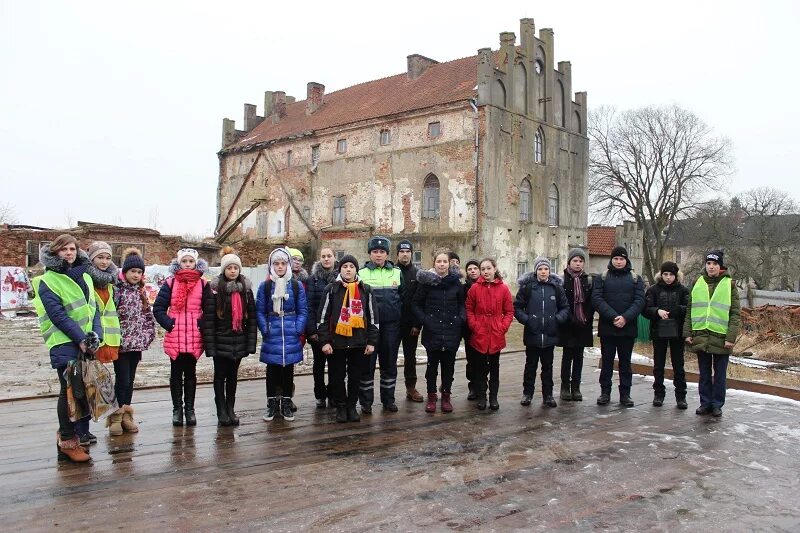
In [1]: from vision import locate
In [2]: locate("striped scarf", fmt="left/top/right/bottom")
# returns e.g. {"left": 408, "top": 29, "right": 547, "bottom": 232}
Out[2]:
{"left": 335, "top": 281, "right": 365, "bottom": 336}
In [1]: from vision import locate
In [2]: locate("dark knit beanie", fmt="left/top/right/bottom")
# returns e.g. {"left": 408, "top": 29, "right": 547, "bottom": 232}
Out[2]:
{"left": 568, "top": 247, "right": 588, "bottom": 263}
{"left": 705, "top": 250, "right": 724, "bottom": 268}
{"left": 465, "top": 259, "right": 480, "bottom": 270}
{"left": 660, "top": 261, "right": 679, "bottom": 275}
{"left": 448, "top": 251, "right": 461, "bottom": 263}
{"left": 397, "top": 239, "right": 413, "bottom": 253}
{"left": 338, "top": 254, "right": 359, "bottom": 272}
{"left": 610, "top": 246, "right": 628, "bottom": 259}
{"left": 122, "top": 248, "right": 146, "bottom": 273}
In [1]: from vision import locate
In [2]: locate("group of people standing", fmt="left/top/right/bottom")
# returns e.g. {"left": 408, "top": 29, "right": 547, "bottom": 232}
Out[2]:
{"left": 32, "top": 233, "right": 741, "bottom": 465}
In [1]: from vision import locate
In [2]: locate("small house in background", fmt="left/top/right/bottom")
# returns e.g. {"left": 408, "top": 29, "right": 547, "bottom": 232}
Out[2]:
{"left": 586, "top": 221, "right": 644, "bottom": 275}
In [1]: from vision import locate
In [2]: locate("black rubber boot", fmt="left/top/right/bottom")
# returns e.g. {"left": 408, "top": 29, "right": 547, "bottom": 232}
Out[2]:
{"left": 184, "top": 376, "right": 197, "bottom": 426}
{"left": 560, "top": 384, "right": 572, "bottom": 401}
{"left": 214, "top": 379, "right": 232, "bottom": 426}
{"left": 571, "top": 382, "right": 583, "bottom": 401}
{"left": 170, "top": 375, "right": 183, "bottom": 426}
{"left": 227, "top": 376, "right": 240, "bottom": 425}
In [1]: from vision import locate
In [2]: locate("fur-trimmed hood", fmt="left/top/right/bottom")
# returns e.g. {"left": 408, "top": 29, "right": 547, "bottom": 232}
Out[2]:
{"left": 655, "top": 271, "right": 685, "bottom": 286}
{"left": 210, "top": 274, "right": 252, "bottom": 293}
{"left": 168, "top": 257, "right": 209, "bottom": 274}
{"left": 416, "top": 265, "right": 464, "bottom": 286}
{"left": 311, "top": 261, "right": 337, "bottom": 282}
{"left": 40, "top": 244, "right": 90, "bottom": 273}
{"left": 293, "top": 267, "right": 309, "bottom": 284}
{"left": 86, "top": 262, "right": 119, "bottom": 287}
{"left": 517, "top": 271, "right": 563, "bottom": 290}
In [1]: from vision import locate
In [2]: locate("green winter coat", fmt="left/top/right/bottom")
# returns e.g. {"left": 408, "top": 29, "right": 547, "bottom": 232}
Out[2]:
{"left": 683, "top": 272, "right": 741, "bottom": 355}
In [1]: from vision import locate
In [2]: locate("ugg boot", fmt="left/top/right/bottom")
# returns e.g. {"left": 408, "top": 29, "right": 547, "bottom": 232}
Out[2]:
{"left": 560, "top": 384, "right": 572, "bottom": 401}
{"left": 57, "top": 432, "right": 91, "bottom": 463}
{"left": 425, "top": 393, "right": 438, "bottom": 413}
{"left": 106, "top": 408, "right": 124, "bottom": 436}
{"left": 184, "top": 376, "right": 197, "bottom": 426}
{"left": 441, "top": 392, "right": 453, "bottom": 413}
{"left": 571, "top": 382, "right": 583, "bottom": 401}
{"left": 121, "top": 406, "right": 139, "bottom": 433}
{"left": 406, "top": 380, "right": 423, "bottom": 402}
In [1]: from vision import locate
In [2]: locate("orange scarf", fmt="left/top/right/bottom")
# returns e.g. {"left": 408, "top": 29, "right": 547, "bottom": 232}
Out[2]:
{"left": 335, "top": 281, "right": 365, "bottom": 336}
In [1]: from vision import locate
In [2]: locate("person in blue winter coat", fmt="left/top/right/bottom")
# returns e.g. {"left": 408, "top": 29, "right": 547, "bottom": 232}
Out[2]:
{"left": 591, "top": 245, "right": 646, "bottom": 407}
{"left": 514, "top": 257, "right": 569, "bottom": 408}
{"left": 256, "top": 247, "right": 308, "bottom": 422}
{"left": 31, "top": 234, "right": 103, "bottom": 464}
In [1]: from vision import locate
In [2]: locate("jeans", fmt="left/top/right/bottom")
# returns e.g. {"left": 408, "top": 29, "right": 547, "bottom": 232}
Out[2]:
{"left": 397, "top": 324, "right": 420, "bottom": 383}
{"left": 425, "top": 349, "right": 456, "bottom": 394}
{"left": 114, "top": 351, "right": 141, "bottom": 406}
{"left": 328, "top": 348, "right": 366, "bottom": 407}
{"left": 523, "top": 346, "right": 554, "bottom": 396}
{"left": 652, "top": 338, "right": 687, "bottom": 397}
{"left": 360, "top": 322, "right": 400, "bottom": 406}
{"left": 475, "top": 353, "right": 500, "bottom": 397}
{"left": 697, "top": 351, "right": 729, "bottom": 408}
{"left": 266, "top": 364, "right": 294, "bottom": 398}
{"left": 560, "top": 346, "right": 585, "bottom": 385}
{"left": 310, "top": 340, "right": 329, "bottom": 400}
{"left": 599, "top": 336, "right": 635, "bottom": 396}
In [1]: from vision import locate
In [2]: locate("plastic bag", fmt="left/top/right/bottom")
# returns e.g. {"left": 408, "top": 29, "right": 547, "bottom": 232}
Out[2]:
{"left": 64, "top": 359, "right": 89, "bottom": 422}
{"left": 81, "top": 357, "right": 118, "bottom": 421}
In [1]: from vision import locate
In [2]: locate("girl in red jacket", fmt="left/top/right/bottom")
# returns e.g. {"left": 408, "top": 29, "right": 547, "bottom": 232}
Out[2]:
{"left": 465, "top": 258, "right": 514, "bottom": 410}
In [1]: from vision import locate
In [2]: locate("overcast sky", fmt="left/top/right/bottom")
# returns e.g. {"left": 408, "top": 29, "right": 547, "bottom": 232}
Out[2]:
{"left": 2, "top": 0, "right": 798, "bottom": 235}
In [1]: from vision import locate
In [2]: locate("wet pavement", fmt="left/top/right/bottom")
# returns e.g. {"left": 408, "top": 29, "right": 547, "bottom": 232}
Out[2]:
{"left": 1, "top": 352, "right": 798, "bottom": 531}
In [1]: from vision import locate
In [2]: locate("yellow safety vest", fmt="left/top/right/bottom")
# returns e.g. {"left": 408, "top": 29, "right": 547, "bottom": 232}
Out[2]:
{"left": 31, "top": 271, "right": 97, "bottom": 348}
{"left": 690, "top": 276, "right": 732, "bottom": 335}
{"left": 97, "top": 285, "right": 121, "bottom": 347}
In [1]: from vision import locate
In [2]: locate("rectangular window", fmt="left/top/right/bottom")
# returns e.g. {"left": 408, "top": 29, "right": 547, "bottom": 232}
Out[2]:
{"left": 336, "top": 139, "right": 347, "bottom": 154}
{"left": 549, "top": 257, "right": 559, "bottom": 274}
{"left": 332, "top": 196, "right": 345, "bottom": 226}
{"left": 26, "top": 240, "right": 51, "bottom": 267}
{"left": 311, "top": 144, "right": 320, "bottom": 166}
{"left": 517, "top": 261, "right": 528, "bottom": 280}
{"left": 287, "top": 150, "right": 293, "bottom": 167}
{"left": 110, "top": 243, "right": 146, "bottom": 267}
{"left": 428, "top": 121, "right": 441, "bottom": 138}
{"left": 675, "top": 249, "right": 682, "bottom": 264}
{"left": 335, "top": 250, "right": 345, "bottom": 261}
{"left": 413, "top": 250, "right": 422, "bottom": 269}
{"left": 379, "top": 129, "right": 391, "bottom": 146}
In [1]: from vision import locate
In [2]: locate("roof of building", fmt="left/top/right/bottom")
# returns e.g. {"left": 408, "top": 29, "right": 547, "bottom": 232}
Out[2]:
{"left": 230, "top": 54, "right": 482, "bottom": 152}
{"left": 587, "top": 225, "right": 617, "bottom": 256}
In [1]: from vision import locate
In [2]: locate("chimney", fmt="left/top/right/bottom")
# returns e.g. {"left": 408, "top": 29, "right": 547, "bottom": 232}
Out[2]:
{"left": 306, "top": 82, "right": 325, "bottom": 114}
{"left": 222, "top": 118, "right": 236, "bottom": 148}
{"left": 271, "top": 91, "right": 287, "bottom": 124}
{"left": 407, "top": 54, "right": 439, "bottom": 80}
{"left": 243, "top": 103, "right": 264, "bottom": 131}
{"left": 264, "top": 91, "right": 274, "bottom": 117}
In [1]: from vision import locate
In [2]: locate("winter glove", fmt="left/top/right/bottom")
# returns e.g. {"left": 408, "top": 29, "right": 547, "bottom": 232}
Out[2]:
{"left": 84, "top": 331, "right": 101, "bottom": 353}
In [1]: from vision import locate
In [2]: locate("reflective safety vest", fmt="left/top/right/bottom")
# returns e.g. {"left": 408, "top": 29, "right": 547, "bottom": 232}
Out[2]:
{"left": 97, "top": 285, "right": 121, "bottom": 347}
{"left": 690, "top": 276, "right": 732, "bottom": 335}
{"left": 31, "top": 271, "right": 97, "bottom": 349}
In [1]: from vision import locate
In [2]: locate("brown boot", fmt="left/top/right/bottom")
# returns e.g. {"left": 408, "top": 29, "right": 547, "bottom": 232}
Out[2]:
{"left": 57, "top": 432, "right": 91, "bottom": 463}
{"left": 121, "top": 405, "right": 139, "bottom": 433}
{"left": 106, "top": 408, "right": 124, "bottom": 436}
{"left": 406, "top": 380, "right": 423, "bottom": 402}
{"left": 441, "top": 392, "right": 453, "bottom": 413}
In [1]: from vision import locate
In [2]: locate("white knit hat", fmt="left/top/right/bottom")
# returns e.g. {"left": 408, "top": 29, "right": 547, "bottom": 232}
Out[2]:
{"left": 177, "top": 248, "right": 199, "bottom": 262}
{"left": 220, "top": 253, "right": 242, "bottom": 272}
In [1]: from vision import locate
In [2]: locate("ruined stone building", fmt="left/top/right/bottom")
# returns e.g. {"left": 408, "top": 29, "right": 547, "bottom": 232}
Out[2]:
{"left": 216, "top": 18, "right": 588, "bottom": 279}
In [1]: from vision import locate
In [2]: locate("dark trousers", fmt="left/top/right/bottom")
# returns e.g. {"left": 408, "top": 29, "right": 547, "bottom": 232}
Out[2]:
{"left": 170, "top": 353, "right": 197, "bottom": 407}
{"left": 310, "top": 340, "right": 329, "bottom": 400}
{"left": 56, "top": 367, "right": 74, "bottom": 439}
{"left": 328, "top": 348, "right": 366, "bottom": 407}
{"left": 599, "top": 336, "right": 635, "bottom": 396}
{"left": 425, "top": 349, "right": 456, "bottom": 394}
{"left": 560, "top": 346, "right": 585, "bottom": 385}
{"left": 397, "top": 324, "right": 420, "bottom": 383}
{"left": 523, "top": 346, "right": 555, "bottom": 396}
{"left": 652, "top": 338, "right": 687, "bottom": 397}
{"left": 213, "top": 357, "right": 241, "bottom": 399}
{"left": 360, "top": 321, "right": 400, "bottom": 406}
{"left": 465, "top": 340, "right": 481, "bottom": 390}
{"left": 697, "top": 351, "right": 729, "bottom": 408}
{"left": 475, "top": 353, "right": 500, "bottom": 397}
{"left": 266, "top": 364, "right": 294, "bottom": 398}
{"left": 114, "top": 351, "right": 141, "bottom": 406}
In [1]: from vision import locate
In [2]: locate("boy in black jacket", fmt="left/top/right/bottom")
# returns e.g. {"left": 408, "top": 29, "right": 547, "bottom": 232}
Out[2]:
{"left": 317, "top": 255, "right": 378, "bottom": 423}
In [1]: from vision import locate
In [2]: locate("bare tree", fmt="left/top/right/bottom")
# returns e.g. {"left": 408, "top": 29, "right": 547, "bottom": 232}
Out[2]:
{"left": 0, "top": 202, "right": 16, "bottom": 224}
{"left": 589, "top": 104, "right": 732, "bottom": 282}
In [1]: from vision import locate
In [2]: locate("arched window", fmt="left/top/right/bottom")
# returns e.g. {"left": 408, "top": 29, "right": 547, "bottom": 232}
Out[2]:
{"left": 493, "top": 79, "right": 507, "bottom": 108}
{"left": 534, "top": 127, "right": 545, "bottom": 164}
{"left": 573, "top": 110, "right": 582, "bottom": 134}
{"left": 514, "top": 63, "right": 527, "bottom": 115}
{"left": 519, "top": 178, "right": 532, "bottom": 222}
{"left": 555, "top": 80, "right": 565, "bottom": 128}
{"left": 548, "top": 184, "right": 559, "bottom": 226}
{"left": 422, "top": 174, "right": 440, "bottom": 219}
